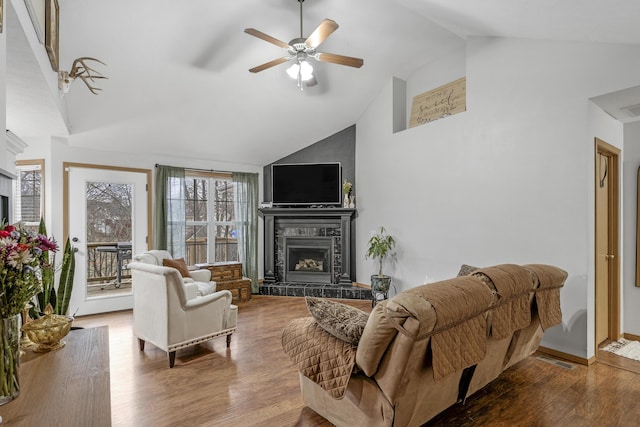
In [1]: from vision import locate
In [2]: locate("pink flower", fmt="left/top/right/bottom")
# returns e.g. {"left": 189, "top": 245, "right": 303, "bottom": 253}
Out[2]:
{"left": 37, "top": 235, "right": 59, "bottom": 252}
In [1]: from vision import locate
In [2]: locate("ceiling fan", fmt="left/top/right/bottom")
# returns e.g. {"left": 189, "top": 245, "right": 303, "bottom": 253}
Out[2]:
{"left": 244, "top": 0, "right": 364, "bottom": 90}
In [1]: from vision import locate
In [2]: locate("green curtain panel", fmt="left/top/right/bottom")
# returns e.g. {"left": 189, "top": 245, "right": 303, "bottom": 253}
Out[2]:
{"left": 153, "top": 165, "right": 186, "bottom": 258}
{"left": 233, "top": 172, "right": 259, "bottom": 292}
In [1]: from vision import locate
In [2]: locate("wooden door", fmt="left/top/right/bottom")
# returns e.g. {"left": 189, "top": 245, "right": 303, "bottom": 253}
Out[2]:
{"left": 594, "top": 138, "right": 620, "bottom": 347}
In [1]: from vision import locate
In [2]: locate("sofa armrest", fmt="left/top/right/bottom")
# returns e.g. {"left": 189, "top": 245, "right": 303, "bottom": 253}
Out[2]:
{"left": 282, "top": 317, "right": 358, "bottom": 399}
{"left": 184, "top": 289, "right": 233, "bottom": 310}
{"left": 190, "top": 269, "right": 212, "bottom": 282}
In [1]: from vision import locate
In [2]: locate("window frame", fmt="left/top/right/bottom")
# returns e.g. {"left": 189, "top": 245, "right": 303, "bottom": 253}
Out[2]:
{"left": 184, "top": 170, "right": 236, "bottom": 264}
{"left": 14, "top": 159, "right": 45, "bottom": 228}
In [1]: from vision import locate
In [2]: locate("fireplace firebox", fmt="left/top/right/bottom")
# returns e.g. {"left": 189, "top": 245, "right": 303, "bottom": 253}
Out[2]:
{"left": 285, "top": 237, "right": 333, "bottom": 283}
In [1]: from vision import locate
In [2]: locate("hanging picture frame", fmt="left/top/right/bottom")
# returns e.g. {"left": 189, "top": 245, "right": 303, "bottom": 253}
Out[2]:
{"left": 45, "top": 0, "right": 59, "bottom": 71}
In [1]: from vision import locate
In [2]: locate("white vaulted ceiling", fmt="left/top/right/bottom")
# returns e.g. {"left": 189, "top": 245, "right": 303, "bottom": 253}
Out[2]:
{"left": 6, "top": 0, "right": 640, "bottom": 165}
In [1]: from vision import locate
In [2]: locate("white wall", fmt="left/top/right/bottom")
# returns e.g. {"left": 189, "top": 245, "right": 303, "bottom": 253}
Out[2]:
{"left": 1, "top": 8, "right": 8, "bottom": 171}
{"left": 355, "top": 36, "right": 640, "bottom": 359}
{"left": 623, "top": 121, "right": 640, "bottom": 337}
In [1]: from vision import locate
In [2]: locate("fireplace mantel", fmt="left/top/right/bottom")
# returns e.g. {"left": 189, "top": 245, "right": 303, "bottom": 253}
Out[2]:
{"left": 259, "top": 207, "right": 356, "bottom": 285}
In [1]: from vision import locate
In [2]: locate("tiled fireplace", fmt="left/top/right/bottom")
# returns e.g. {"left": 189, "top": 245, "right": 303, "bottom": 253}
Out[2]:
{"left": 259, "top": 207, "right": 370, "bottom": 300}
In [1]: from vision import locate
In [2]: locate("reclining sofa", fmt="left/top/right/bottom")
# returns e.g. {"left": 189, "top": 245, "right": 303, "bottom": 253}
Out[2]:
{"left": 282, "top": 263, "right": 567, "bottom": 426}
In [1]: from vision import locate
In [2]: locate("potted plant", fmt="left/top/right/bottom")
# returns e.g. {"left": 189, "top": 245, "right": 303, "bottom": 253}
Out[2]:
{"left": 365, "top": 226, "right": 395, "bottom": 293}
{"left": 33, "top": 218, "right": 77, "bottom": 317}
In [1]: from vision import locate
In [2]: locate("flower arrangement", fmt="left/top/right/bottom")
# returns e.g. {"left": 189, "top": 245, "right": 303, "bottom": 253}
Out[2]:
{"left": 0, "top": 222, "right": 58, "bottom": 319}
{"left": 343, "top": 180, "right": 352, "bottom": 195}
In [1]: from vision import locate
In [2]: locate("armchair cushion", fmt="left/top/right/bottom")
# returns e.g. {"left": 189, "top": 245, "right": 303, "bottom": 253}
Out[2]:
{"left": 162, "top": 258, "right": 191, "bottom": 278}
{"left": 306, "top": 297, "right": 369, "bottom": 346}
{"left": 194, "top": 281, "right": 217, "bottom": 296}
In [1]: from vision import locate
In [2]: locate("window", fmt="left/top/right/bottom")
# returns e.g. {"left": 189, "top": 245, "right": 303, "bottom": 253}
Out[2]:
{"left": 13, "top": 160, "right": 44, "bottom": 233}
{"left": 184, "top": 173, "right": 237, "bottom": 265}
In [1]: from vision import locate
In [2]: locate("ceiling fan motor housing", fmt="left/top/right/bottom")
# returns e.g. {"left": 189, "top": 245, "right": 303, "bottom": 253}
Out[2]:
{"left": 289, "top": 38, "right": 315, "bottom": 55}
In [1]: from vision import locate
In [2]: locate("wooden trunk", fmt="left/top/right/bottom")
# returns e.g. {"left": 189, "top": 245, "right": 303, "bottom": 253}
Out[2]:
{"left": 195, "top": 262, "right": 252, "bottom": 303}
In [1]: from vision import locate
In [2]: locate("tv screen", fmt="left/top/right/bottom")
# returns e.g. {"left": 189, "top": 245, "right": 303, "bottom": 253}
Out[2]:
{"left": 271, "top": 163, "right": 342, "bottom": 206}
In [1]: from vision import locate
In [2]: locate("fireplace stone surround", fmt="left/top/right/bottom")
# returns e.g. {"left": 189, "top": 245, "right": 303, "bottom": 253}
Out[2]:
{"left": 260, "top": 207, "right": 355, "bottom": 285}
{"left": 259, "top": 207, "right": 370, "bottom": 299}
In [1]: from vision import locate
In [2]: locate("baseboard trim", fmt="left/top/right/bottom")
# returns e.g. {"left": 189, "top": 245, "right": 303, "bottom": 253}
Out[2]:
{"left": 537, "top": 346, "right": 594, "bottom": 366}
{"left": 624, "top": 332, "right": 640, "bottom": 341}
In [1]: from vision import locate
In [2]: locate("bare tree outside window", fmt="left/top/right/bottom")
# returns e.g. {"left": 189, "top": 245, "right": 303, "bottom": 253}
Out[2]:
{"left": 13, "top": 161, "right": 44, "bottom": 234}
{"left": 86, "top": 182, "right": 132, "bottom": 243}
{"left": 214, "top": 180, "right": 237, "bottom": 262}
{"left": 86, "top": 182, "right": 133, "bottom": 287}
{"left": 184, "top": 175, "right": 237, "bottom": 265}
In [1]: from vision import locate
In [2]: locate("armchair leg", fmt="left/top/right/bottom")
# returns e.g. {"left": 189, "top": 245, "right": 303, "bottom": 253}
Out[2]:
{"left": 169, "top": 351, "right": 176, "bottom": 368}
{"left": 138, "top": 338, "right": 145, "bottom": 351}
{"left": 227, "top": 334, "right": 232, "bottom": 348}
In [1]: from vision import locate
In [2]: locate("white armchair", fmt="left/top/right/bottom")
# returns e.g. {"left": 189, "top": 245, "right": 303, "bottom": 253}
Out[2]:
{"left": 128, "top": 251, "right": 238, "bottom": 368}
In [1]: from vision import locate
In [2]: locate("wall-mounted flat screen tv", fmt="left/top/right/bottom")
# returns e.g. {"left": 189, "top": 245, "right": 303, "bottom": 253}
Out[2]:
{"left": 271, "top": 162, "right": 342, "bottom": 206}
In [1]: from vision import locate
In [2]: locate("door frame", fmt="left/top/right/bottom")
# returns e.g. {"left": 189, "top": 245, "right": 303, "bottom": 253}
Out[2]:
{"left": 594, "top": 138, "right": 621, "bottom": 343}
{"left": 63, "top": 162, "right": 153, "bottom": 246}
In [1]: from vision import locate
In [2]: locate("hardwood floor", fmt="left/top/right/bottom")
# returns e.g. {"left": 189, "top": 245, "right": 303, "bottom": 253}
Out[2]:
{"left": 72, "top": 296, "right": 640, "bottom": 427}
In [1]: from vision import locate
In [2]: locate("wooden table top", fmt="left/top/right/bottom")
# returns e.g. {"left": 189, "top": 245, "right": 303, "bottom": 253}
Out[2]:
{"left": 0, "top": 326, "right": 111, "bottom": 426}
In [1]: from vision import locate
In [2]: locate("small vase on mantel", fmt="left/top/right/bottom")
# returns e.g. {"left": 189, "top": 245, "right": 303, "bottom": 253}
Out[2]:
{"left": 0, "top": 314, "right": 21, "bottom": 405}
{"left": 343, "top": 193, "right": 350, "bottom": 208}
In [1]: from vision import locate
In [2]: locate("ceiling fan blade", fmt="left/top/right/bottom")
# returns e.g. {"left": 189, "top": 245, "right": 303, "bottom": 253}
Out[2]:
{"left": 316, "top": 52, "right": 364, "bottom": 68}
{"left": 305, "top": 19, "right": 339, "bottom": 49}
{"left": 244, "top": 28, "right": 291, "bottom": 50}
{"left": 249, "top": 57, "right": 291, "bottom": 73}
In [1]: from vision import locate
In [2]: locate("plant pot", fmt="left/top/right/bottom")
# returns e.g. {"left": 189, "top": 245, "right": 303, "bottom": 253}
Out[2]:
{"left": 1, "top": 314, "right": 21, "bottom": 405}
{"left": 371, "top": 275, "right": 391, "bottom": 293}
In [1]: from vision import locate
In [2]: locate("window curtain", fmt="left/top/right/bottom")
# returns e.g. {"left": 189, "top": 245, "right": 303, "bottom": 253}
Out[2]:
{"left": 233, "top": 172, "right": 259, "bottom": 292}
{"left": 153, "top": 165, "right": 186, "bottom": 258}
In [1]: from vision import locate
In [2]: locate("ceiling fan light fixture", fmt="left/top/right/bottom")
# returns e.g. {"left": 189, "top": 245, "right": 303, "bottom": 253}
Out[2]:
{"left": 286, "top": 59, "right": 314, "bottom": 89}
{"left": 286, "top": 62, "right": 300, "bottom": 79}
{"left": 300, "top": 60, "right": 314, "bottom": 81}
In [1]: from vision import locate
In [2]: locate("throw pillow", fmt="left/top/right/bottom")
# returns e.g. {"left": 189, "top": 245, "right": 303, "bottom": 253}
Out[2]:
{"left": 457, "top": 264, "right": 479, "bottom": 277}
{"left": 305, "top": 297, "right": 369, "bottom": 346}
{"left": 162, "top": 258, "right": 192, "bottom": 278}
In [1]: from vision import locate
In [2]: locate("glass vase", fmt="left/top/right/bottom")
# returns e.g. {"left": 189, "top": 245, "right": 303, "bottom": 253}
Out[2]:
{"left": 0, "top": 314, "right": 21, "bottom": 405}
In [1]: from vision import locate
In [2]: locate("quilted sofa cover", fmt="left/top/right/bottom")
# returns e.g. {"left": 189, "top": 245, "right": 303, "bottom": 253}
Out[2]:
{"left": 282, "top": 263, "right": 567, "bottom": 427}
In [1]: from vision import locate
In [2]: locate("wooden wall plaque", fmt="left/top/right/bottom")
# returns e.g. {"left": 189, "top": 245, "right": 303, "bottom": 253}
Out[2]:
{"left": 409, "top": 77, "right": 466, "bottom": 128}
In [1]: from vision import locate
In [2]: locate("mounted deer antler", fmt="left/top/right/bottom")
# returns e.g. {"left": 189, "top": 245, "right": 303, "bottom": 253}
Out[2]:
{"left": 58, "top": 57, "right": 108, "bottom": 95}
